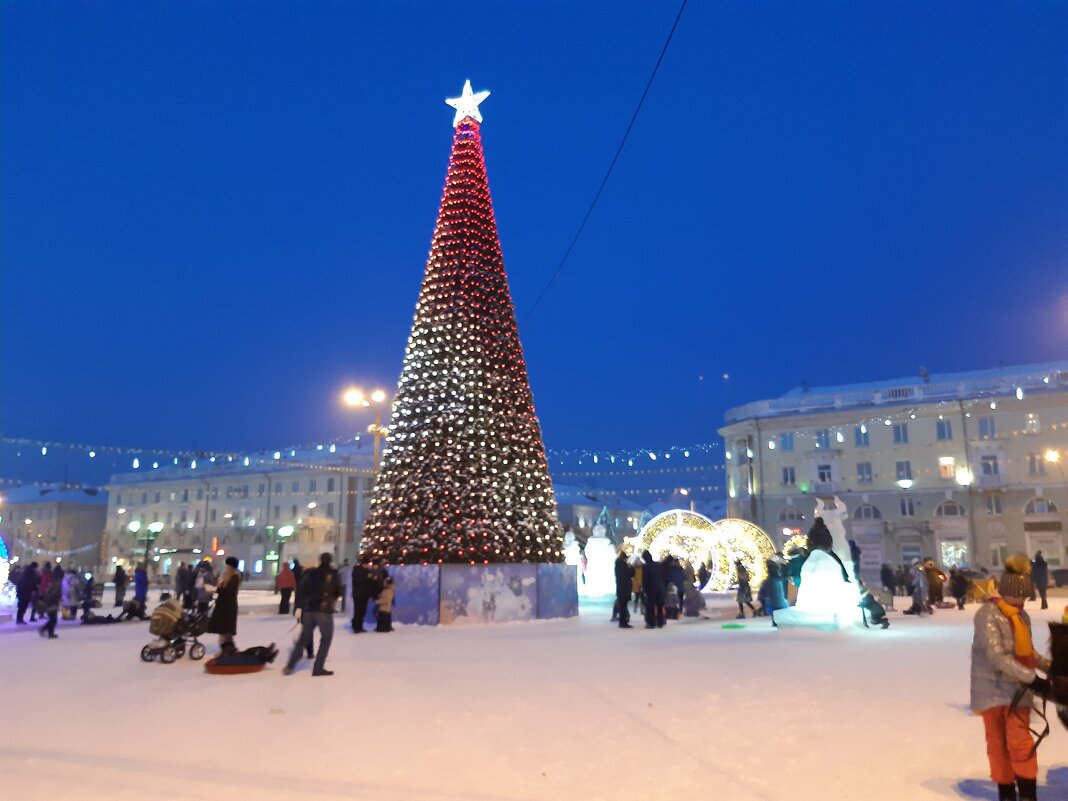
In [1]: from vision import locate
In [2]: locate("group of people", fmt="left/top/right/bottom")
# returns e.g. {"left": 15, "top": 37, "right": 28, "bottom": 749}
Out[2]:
{"left": 10, "top": 561, "right": 99, "bottom": 637}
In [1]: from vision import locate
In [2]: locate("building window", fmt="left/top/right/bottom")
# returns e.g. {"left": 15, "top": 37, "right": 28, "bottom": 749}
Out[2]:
{"left": 154, "top": 492, "right": 161, "bottom": 503}
{"left": 141, "top": 492, "right": 148, "bottom": 504}
{"left": 817, "top": 464, "right": 833, "bottom": 483}
{"left": 1025, "top": 413, "right": 1041, "bottom": 434}
{"left": 309, "top": 480, "right": 317, "bottom": 493}
{"left": 274, "top": 483, "right": 281, "bottom": 493}
{"left": 936, "top": 419, "right": 953, "bottom": 441}
{"left": 985, "top": 494, "right": 1003, "bottom": 516}
{"left": 990, "top": 541, "right": 1008, "bottom": 568}
{"left": 782, "top": 467, "right": 796, "bottom": 486}
{"left": 166, "top": 511, "right": 173, "bottom": 524}
{"left": 938, "top": 457, "right": 956, "bottom": 480}
{"left": 935, "top": 501, "right": 965, "bottom": 517}
{"left": 327, "top": 477, "right": 336, "bottom": 492}
{"left": 900, "top": 498, "right": 915, "bottom": 517}
{"left": 854, "top": 426, "right": 869, "bottom": 448}
{"left": 1028, "top": 454, "right": 1047, "bottom": 475}
{"left": 857, "top": 462, "right": 873, "bottom": 484}
{"left": 195, "top": 510, "right": 201, "bottom": 523}
{"left": 258, "top": 483, "right": 265, "bottom": 496}
{"left": 815, "top": 430, "right": 830, "bottom": 449}
{"left": 292, "top": 482, "right": 299, "bottom": 493}
{"left": 242, "top": 485, "right": 249, "bottom": 498}
{"left": 326, "top": 502, "right": 335, "bottom": 517}
{"left": 978, "top": 416, "right": 996, "bottom": 439}
{"left": 211, "top": 487, "right": 218, "bottom": 499}
{"left": 778, "top": 507, "right": 805, "bottom": 522}
{"left": 180, "top": 510, "right": 187, "bottom": 523}
{"left": 291, "top": 505, "right": 298, "bottom": 517}
{"left": 893, "top": 423, "right": 909, "bottom": 445}
{"left": 210, "top": 509, "right": 217, "bottom": 522}
{"left": 1025, "top": 497, "right": 1058, "bottom": 516}
{"left": 853, "top": 504, "right": 882, "bottom": 520}
{"left": 981, "top": 455, "right": 1000, "bottom": 476}
{"left": 196, "top": 488, "right": 204, "bottom": 501}
{"left": 180, "top": 489, "right": 188, "bottom": 503}
{"left": 895, "top": 461, "right": 912, "bottom": 481}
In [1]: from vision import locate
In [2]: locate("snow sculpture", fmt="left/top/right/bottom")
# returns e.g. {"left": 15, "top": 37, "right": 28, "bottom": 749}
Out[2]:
{"left": 579, "top": 524, "right": 617, "bottom": 598}
{"left": 776, "top": 497, "right": 861, "bottom": 630}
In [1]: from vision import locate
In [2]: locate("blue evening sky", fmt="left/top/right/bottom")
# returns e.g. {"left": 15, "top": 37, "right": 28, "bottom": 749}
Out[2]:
{"left": 2, "top": 1, "right": 1066, "bottom": 481}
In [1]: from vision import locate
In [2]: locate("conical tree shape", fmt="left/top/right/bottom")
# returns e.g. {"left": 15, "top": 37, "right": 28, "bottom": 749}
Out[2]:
{"left": 363, "top": 104, "right": 562, "bottom": 565}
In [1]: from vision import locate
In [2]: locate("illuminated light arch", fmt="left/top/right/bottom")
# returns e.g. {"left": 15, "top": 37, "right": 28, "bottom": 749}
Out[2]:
{"left": 629, "top": 511, "right": 777, "bottom": 593}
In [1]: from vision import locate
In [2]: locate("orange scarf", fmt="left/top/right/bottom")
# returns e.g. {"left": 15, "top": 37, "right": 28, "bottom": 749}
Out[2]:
{"left": 992, "top": 597, "right": 1037, "bottom": 669}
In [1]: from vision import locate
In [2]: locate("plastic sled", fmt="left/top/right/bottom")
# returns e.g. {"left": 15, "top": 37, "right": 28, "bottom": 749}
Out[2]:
{"left": 204, "top": 657, "right": 265, "bottom": 675}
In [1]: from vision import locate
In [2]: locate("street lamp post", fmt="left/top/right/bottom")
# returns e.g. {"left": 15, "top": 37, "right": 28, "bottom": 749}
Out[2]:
{"left": 342, "top": 387, "right": 390, "bottom": 479}
{"left": 128, "top": 520, "right": 164, "bottom": 569}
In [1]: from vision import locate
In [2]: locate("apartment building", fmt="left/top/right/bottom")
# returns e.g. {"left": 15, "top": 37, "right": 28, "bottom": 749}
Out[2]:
{"left": 1, "top": 485, "right": 108, "bottom": 571}
{"left": 104, "top": 446, "right": 375, "bottom": 579}
{"left": 718, "top": 362, "right": 1068, "bottom": 578}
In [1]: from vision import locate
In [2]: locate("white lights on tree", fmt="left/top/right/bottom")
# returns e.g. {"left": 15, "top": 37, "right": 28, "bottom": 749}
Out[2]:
{"left": 445, "top": 79, "right": 490, "bottom": 127}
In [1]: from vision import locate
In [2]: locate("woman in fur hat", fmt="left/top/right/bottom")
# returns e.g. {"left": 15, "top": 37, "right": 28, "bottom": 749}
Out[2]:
{"left": 970, "top": 554, "right": 1051, "bottom": 801}
{"left": 207, "top": 556, "right": 242, "bottom": 655}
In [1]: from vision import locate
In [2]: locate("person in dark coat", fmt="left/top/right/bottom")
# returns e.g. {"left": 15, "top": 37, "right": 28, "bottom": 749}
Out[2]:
{"left": 207, "top": 556, "right": 241, "bottom": 654}
{"left": 614, "top": 550, "right": 634, "bottom": 629}
{"left": 38, "top": 568, "right": 63, "bottom": 639}
{"left": 808, "top": 518, "right": 850, "bottom": 582}
{"left": 133, "top": 564, "right": 149, "bottom": 604}
{"left": 351, "top": 557, "right": 378, "bottom": 633}
{"left": 174, "top": 562, "right": 191, "bottom": 608}
{"left": 735, "top": 559, "right": 756, "bottom": 619}
{"left": 848, "top": 539, "right": 862, "bottom": 582}
{"left": 880, "top": 563, "right": 896, "bottom": 597}
{"left": 1033, "top": 552, "right": 1050, "bottom": 610}
{"left": 113, "top": 564, "right": 128, "bottom": 608}
{"left": 291, "top": 559, "right": 304, "bottom": 615}
{"left": 16, "top": 561, "right": 39, "bottom": 624}
{"left": 949, "top": 568, "right": 970, "bottom": 610}
{"left": 640, "top": 550, "right": 665, "bottom": 629}
{"left": 284, "top": 552, "right": 341, "bottom": 676}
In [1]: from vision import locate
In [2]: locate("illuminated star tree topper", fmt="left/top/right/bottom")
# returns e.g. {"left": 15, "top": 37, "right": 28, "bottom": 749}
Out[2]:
{"left": 445, "top": 79, "right": 490, "bottom": 127}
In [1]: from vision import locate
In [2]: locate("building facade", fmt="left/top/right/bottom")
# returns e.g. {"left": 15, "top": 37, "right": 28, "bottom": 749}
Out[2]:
{"left": 1, "top": 485, "right": 109, "bottom": 571}
{"left": 104, "top": 447, "right": 375, "bottom": 580}
{"left": 719, "top": 362, "right": 1068, "bottom": 579}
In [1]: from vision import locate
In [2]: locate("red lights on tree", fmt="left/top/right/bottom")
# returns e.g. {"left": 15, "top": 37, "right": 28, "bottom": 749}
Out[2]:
{"left": 362, "top": 85, "right": 562, "bottom": 565}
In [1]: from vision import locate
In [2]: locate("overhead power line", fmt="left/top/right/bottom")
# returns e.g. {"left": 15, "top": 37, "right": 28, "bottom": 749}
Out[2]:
{"left": 522, "top": 0, "right": 689, "bottom": 323}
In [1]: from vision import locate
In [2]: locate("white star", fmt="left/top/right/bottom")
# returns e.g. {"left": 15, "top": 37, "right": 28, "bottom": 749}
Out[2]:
{"left": 445, "top": 79, "right": 490, "bottom": 127}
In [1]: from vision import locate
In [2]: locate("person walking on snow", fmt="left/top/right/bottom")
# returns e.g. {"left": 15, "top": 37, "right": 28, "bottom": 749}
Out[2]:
{"left": 735, "top": 559, "right": 756, "bottom": 619}
{"left": 112, "top": 564, "right": 128, "bottom": 608}
{"left": 39, "top": 567, "right": 63, "bottom": 639}
{"left": 284, "top": 552, "right": 341, "bottom": 676}
{"left": 351, "top": 557, "right": 378, "bottom": 633}
{"left": 640, "top": 550, "right": 665, "bottom": 629}
{"left": 970, "top": 554, "right": 1051, "bottom": 801}
{"left": 16, "top": 561, "right": 39, "bottom": 624}
{"left": 375, "top": 571, "right": 395, "bottom": 633}
{"left": 614, "top": 549, "right": 634, "bottom": 628}
{"left": 1032, "top": 552, "right": 1049, "bottom": 610}
{"left": 61, "top": 568, "right": 79, "bottom": 619}
{"left": 134, "top": 563, "right": 149, "bottom": 604}
{"left": 275, "top": 562, "right": 297, "bottom": 614}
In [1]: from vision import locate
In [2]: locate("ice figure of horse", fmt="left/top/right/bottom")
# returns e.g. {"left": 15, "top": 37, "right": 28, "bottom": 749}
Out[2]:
{"left": 775, "top": 497, "right": 862, "bottom": 630}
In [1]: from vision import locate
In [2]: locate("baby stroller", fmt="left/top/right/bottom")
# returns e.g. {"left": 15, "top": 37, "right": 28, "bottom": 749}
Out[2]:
{"left": 141, "top": 599, "right": 208, "bottom": 664}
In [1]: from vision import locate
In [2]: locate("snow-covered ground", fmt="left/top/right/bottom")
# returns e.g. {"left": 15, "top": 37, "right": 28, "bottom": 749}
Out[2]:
{"left": 1, "top": 596, "right": 1066, "bottom": 801}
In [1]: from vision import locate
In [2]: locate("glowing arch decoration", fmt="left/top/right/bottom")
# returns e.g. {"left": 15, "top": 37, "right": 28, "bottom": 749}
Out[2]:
{"left": 629, "top": 511, "right": 776, "bottom": 593}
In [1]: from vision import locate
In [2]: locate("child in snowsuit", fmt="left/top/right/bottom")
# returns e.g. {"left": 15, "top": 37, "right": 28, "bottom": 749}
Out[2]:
{"left": 375, "top": 573, "right": 395, "bottom": 632}
{"left": 970, "top": 555, "right": 1050, "bottom": 801}
{"left": 664, "top": 582, "right": 680, "bottom": 620}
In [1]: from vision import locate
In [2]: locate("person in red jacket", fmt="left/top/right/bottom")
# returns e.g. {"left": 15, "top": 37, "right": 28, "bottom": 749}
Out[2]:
{"left": 275, "top": 563, "right": 297, "bottom": 614}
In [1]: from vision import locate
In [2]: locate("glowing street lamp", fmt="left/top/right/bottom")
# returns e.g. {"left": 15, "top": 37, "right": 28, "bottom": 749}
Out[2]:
{"left": 1045, "top": 449, "right": 1061, "bottom": 465}
{"left": 341, "top": 386, "right": 390, "bottom": 478}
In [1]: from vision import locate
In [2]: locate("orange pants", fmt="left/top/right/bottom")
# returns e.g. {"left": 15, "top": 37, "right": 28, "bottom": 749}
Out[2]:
{"left": 981, "top": 706, "right": 1037, "bottom": 783}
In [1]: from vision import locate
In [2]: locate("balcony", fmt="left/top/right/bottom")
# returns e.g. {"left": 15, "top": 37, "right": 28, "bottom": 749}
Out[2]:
{"left": 978, "top": 473, "right": 1003, "bottom": 489}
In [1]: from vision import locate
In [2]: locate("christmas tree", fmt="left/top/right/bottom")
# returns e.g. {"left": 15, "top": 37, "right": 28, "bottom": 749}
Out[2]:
{"left": 362, "top": 81, "right": 563, "bottom": 565}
